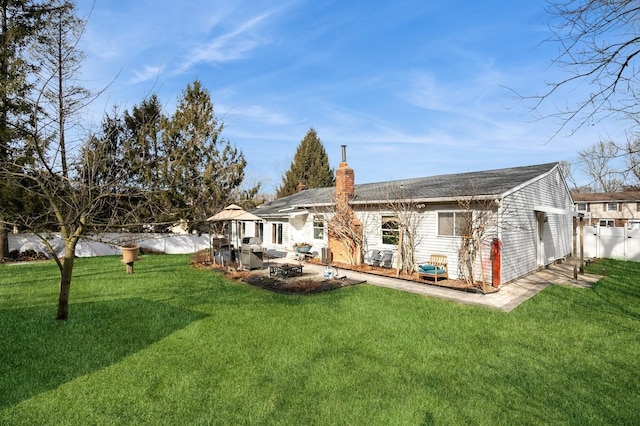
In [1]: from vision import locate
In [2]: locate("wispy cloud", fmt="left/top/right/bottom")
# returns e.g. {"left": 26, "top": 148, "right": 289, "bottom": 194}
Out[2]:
{"left": 402, "top": 66, "right": 506, "bottom": 115}
{"left": 130, "top": 65, "right": 164, "bottom": 84}
{"left": 176, "top": 11, "right": 275, "bottom": 73}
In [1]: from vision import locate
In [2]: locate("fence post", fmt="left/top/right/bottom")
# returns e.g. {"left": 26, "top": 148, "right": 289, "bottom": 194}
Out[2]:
{"left": 573, "top": 217, "right": 578, "bottom": 279}
{"left": 579, "top": 217, "right": 584, "bottom": 274}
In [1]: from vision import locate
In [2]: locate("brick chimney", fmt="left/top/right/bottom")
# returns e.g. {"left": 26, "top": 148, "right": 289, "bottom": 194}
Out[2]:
{"left": 329, "top": 144, "right": 362, "bottom": 265}
{"left": 297, "top": 182, "right": 306, "bottom": 192}
{"left": 335, "top": 145, "right": 354, "bottom": 203}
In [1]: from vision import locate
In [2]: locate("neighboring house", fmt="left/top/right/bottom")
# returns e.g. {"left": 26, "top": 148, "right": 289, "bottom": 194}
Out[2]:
{"left": 572, "top": 191, "right": 640, "bottom": 228}
{"left": 243, "top": 155, "right": 574, "bottom": 286}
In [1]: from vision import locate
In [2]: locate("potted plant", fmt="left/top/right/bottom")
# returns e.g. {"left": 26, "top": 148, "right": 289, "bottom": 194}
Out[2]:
{"left": 293, "top": 242, "right": 313, "bottom": 254}
{"left": 121, "top": 244, "right": 139, "bottom": 264}
{"left": 118, "top": 236, "right": 140, "bottom": 273}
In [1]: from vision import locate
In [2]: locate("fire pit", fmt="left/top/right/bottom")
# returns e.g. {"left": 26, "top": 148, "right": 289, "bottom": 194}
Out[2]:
{"left": 268, "top": 263, "right": 303, "bottom": 278}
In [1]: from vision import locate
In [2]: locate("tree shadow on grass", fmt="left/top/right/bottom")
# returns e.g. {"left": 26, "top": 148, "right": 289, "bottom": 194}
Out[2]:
{"left": 0, "top": 298, "right": 207, "bottom": 410}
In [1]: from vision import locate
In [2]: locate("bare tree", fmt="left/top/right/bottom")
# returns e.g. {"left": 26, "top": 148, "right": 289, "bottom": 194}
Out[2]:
{"left": 10, "top": 106, "right": 150, "bottom": 320}
{"left": 11, "top": 0, "right": 105, "bottom": 320}
{"left": 380, "top": 184, "right": 425, "bottom": 276}
{"left": 327, "top": 195, "right": 363, "bottom": 266}
{"left": 558, "top": 160, "right": 578, "bottom": 189}
{"left": 534, "top": 1, "right": 640, "bottom": 137}
{"left": 449, "top": 177, "right": 510, "bottom": 292}
{"left": 455, "top": 195, "right": 498, "bottom": 292}
{"left": 31, "top": 0, "right": 95, "bottom": 179}
{"left": 622, "top": 137, "right": 640, "bottom": 185}
{"left": 577, "top": 140, "right": 627, "bottom": 192}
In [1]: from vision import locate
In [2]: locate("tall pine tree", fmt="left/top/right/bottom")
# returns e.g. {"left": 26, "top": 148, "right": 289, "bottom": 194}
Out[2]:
{"left": 0, "top": 0, "right": 57, "bottom": 261}
{"left": 276, "top": 128, "right": 334, "bottom": 198}
{"left": 162, "top": 80, "right": 248, "bottom": 231}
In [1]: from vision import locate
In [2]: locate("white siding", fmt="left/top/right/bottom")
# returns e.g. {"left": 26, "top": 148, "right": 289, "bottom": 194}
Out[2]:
{"left": 414, "top": 206, "right": 461, "bottom": 278}
{"left": 500, "top": 192, "right": 539, "bottom": 283}
{"left": 412, "top": 206, "right": 498, "bottom": 281}
{"left": 500, "top": 167, "right": 573, "bottom": 283}
{"left": 258, "top": 214, "right": 329, "bottom": 255}
{"left": 261, "top": 220, "right": 288, "bottom": 250}
{"left": 288, "top": 214, "right": 324, "bottom": 253}
{"left": 357, "top": 205, "right": 466, "bottom": 279}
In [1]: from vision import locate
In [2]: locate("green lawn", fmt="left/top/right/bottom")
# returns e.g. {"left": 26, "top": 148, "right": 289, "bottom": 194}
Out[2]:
{"left": 0, "top": 255, "right": 638, "bottom": 425}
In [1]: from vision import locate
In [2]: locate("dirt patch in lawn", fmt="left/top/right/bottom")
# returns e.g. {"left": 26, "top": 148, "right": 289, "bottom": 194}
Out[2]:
{"left": 191, "top": 256, "right": 364, "bottom": 295}
{"left": 4, "top": 249, "right": 49, "bottom": 263}
{"left": 243, "top": 274, "right": 362, "bottom": 294}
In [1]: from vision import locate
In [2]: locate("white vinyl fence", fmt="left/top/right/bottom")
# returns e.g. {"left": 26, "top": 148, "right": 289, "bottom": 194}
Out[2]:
{"left": 579, "top": 226, "right": 640, "bottom": 261}
{"left": 8, "top": 233, "right": 211, "bottom": 259}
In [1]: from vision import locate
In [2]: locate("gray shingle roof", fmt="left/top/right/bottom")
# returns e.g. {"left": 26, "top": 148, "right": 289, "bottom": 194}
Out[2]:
{"left": 252, "top": 162, "right": 559, "bottom": 217}
{"left": 572, "top": 191, "right": 640, "bottom": 202}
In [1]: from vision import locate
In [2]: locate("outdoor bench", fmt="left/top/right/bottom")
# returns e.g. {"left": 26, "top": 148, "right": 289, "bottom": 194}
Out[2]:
{"left": 418, "top": 254, "right": 448, "bottom": 281}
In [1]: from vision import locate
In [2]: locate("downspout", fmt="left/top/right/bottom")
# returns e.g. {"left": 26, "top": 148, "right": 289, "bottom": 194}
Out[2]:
{"left": 496, "top": 198, "right": 502, "bottom": 241}
{"left": 495, "top": 198, "right": 502, "bottom": 287}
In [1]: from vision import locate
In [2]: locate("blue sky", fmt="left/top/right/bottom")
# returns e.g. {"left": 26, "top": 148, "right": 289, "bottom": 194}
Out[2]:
{"left": 75, "top": 0, "right": 622, "bottom": 193}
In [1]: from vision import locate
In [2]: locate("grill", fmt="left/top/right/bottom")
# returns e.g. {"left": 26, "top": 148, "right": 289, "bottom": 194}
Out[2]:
{"left": 240, "top": 237, "right": 264, "bottom": 270}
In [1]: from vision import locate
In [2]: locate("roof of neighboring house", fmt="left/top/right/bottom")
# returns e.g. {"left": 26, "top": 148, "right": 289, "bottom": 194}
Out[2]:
{"left": 252, "top": 162, "right": 560, "bottom": 218}
{"left": 572, "top": 191, "right": 640, "bottom": 203}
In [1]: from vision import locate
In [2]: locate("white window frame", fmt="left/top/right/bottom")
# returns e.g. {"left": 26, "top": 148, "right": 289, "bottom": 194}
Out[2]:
{"left": 381, "top": 215, "right": 400, "bottom": 245}
{"left": 313, "top": 219, "right": 324, "bottom": 240}
{"left": 272, "top": 223, "right": 283, "bottom": 245}
{"left": 437, "top": 211, "right": 467, "bottom": 237}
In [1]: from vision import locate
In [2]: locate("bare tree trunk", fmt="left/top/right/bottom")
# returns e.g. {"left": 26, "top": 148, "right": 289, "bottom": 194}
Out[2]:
{"left": 477, "top": 235, "right": 487, "bottom": 292}
{"left": 56, "top": 244, "right": 75, "bottom": 320}
{"left": 396, "top": 227, "right": 403, "bottom": 277}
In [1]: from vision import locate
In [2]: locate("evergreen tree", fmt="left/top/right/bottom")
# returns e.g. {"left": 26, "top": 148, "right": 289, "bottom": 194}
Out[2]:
{"left": 0, "top": 0, "right": 55, "bottom": 260}
{"left": 162, "top": 80, "right": 249, "bottom": 231}
{"left": 123, "top": 94, "right": 165, "bottom": 193}
{"left": 276, "top": 128, "right": 335, "bottom": 198}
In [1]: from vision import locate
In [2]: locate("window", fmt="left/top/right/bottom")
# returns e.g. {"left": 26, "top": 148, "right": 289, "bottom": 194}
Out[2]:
{"left": 438, "top": 212, "right": 467, "bottom": 236}
{"left": 381, "top": 216, "right": 399, "bottom": 245}
{"left": 313, "top": 219, "right": 324, "bottom": 240}
{"left": 606, "top": 202, "right": 619, "bottom": 212}
{"left": 576, "top": 203, "right": 587, "bottom": 212}
{"left": 255, "top": 222, "right": 263, "bottom": 242}
{"left": 599, "top": 219, "right": 615, "bottom": 227}
{"left": 272, "top": 223, "right": 283, "bottom": 244}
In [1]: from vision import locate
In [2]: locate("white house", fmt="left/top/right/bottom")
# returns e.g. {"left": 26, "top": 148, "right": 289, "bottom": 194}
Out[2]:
{"left": 243, "top": 155, "right": 574, "bottom": 286}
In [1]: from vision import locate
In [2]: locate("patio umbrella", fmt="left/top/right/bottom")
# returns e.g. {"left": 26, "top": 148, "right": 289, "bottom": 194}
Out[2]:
{"left": 207, "top": 204, "right": 245, "bottom": 221}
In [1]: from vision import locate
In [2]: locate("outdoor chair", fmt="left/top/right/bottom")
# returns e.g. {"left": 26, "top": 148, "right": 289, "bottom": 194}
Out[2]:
{"left": 418, "top": 254, "right": 448, "bottom": 281}
{"left": 363, "top": 250, "right": 382, "bottom": 266}
{"left": 379, "top": 250, "right": 394, "bottom": 268}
